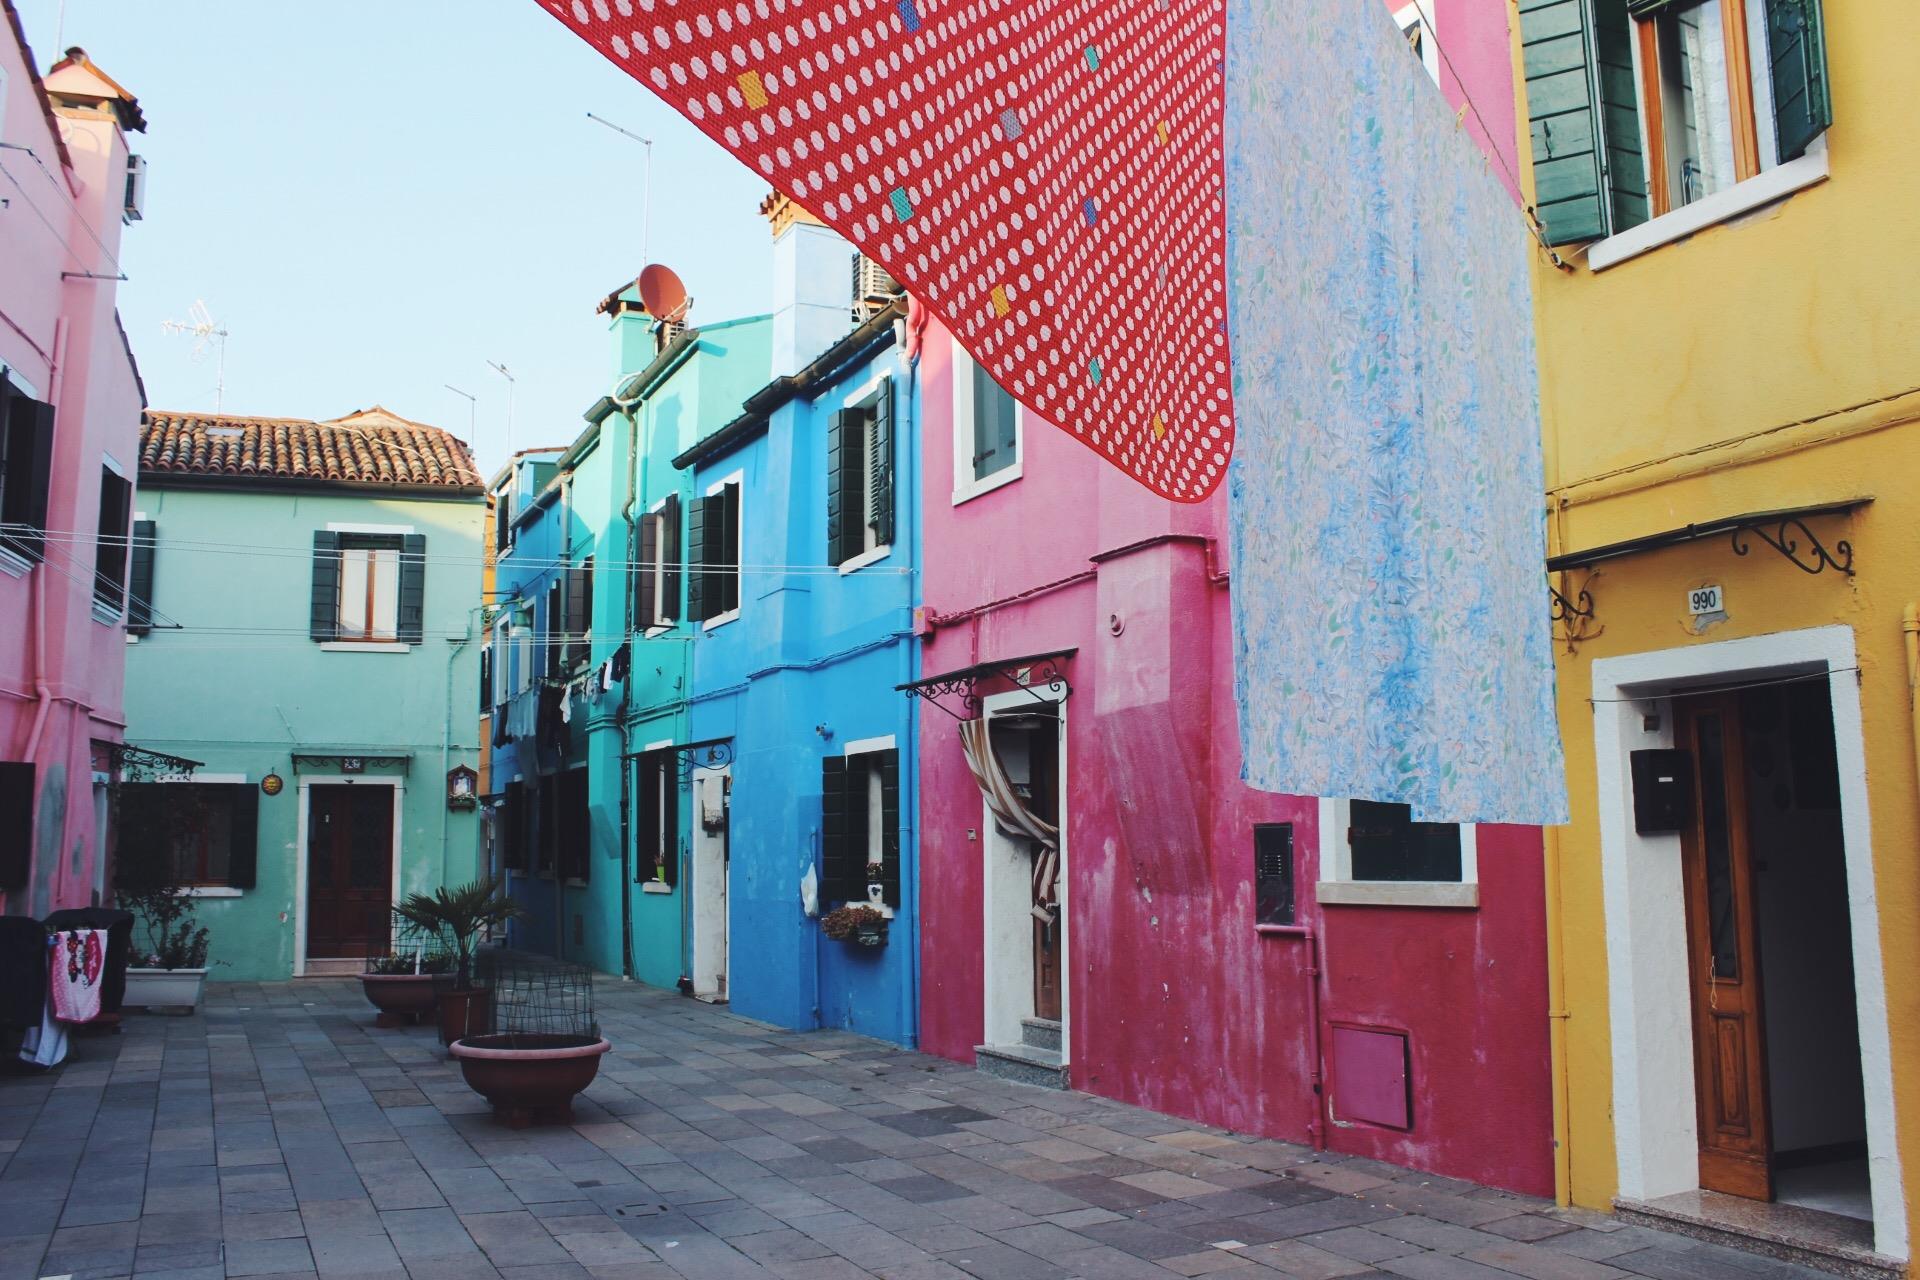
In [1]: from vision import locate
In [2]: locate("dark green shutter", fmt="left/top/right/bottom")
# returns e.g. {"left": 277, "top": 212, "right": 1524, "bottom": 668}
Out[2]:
{"left": 637, "top": 754, "right": 659, "bottom": 881}
{"left": 1593, "top": 0, "right": 1649, "bottom": 233}
{"left": 0, "top": 762, "right": 32, "bottom": 889}
{"left": 877, "top": 749, "right": 901, "bottom": 906}
{"left": 661, "top": 494, "right": 682, "bottom": 623}
{"left": 826, "top": 409, "right": 849, "bottom": 565}
{"left": 1766, "top": 0, "right": 1831, "bottom": 161}
{"left": 228, "top": 783, "right": 260, "bottom": 889}
{"left": 720, "top": 483, "right": 741, "bottom": 614}
{"left": 821, "top": 756, "right": 854, "bottom": 902}
{"left": 637, "top": 515, "right": 659, "bottom": 628}
{"left": 479, "top": 648, "right": 491, "bottom": 713}
{"left": 662, "top": 756, "right": 681, "bottom": 887}
{"left": 870, "top": 380, "right": 894, "bottom": 549}
{"left": 686, "top": 494, "right": 710, "bottom": 622}
{"left": 127, "top": 519, "right": 157, "bottom": 635}
{"left": 1520, "top": 0, "right": 1610, "bottom": 245}
{"left": 397, "top": 534, "right": 426, "bottom": 644}
{"left": 567, "top": 561, "right": 592, "bottom": 666}
{"left": 547, "top": 578, "right": 565, "bottom": 675}
{"left": 310, "top": 531, "right": 341, "bottom": 641}
{"left": 1, "top": 395, "right": 55, "bottom": 561}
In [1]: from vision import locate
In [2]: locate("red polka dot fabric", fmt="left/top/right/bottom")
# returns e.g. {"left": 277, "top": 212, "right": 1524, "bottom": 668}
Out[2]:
{"left": 540, "top": 0, "right": 1233, "bottom": 502}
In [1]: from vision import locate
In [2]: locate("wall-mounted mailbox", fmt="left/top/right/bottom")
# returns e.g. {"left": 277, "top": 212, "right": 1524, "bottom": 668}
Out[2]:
{"left": 1631, "top": 748, "right": 1693, "bottom": 834}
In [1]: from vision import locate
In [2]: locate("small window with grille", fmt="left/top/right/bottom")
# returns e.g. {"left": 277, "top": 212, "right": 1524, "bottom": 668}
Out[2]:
{"left": 1254, "top": 823, "right": 1295, "bottom": 926}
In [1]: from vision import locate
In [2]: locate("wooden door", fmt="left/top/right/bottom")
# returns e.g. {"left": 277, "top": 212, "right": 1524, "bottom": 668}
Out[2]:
{"left": 307, "top": 784, "right": 395, "bottom": 959}
{"left": 1027, "top": 719, "right": 1062, "bottom": 1023}
{"left": 1675, "top": 694, "right": 1773, "bottom": 1200}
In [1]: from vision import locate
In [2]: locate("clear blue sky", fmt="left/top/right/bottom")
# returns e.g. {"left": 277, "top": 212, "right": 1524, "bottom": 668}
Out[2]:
{"left": 16, "top": 0, "right": 775, "bottom": 475}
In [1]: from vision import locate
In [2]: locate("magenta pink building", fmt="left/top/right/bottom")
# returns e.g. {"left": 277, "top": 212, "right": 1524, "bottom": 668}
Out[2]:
{"left": 911, "top": 3, "right": 1548, "bottom": 1193}
{"left": 0, "top": 17, "right": 151, "bottom": 915}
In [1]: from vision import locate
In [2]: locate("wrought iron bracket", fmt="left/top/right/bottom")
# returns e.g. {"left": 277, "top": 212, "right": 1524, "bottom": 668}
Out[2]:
{"left": 672, "top": 738, "right": 734, "bottom": 781}
{"left": 898, "top": 650, "right": 1075, "bottom": 722}
{"left": 1548, "top": 581, "right": 1595, "bottom": 622}
{"left": 110, "top": 743, "right": 204, "bottom": 782}
{"left": 1729, "top": 515, "right": 1854, "bottom": 577}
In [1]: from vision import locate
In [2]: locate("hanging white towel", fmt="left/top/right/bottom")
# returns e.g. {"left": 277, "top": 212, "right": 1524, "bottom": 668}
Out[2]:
{"left": 560, "top": 683, "right": 573, "bottom": 724}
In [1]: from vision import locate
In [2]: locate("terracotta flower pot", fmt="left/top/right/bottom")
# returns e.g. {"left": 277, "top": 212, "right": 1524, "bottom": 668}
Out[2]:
{"left": 361, "top": 974, "right": 439, "bottom": 1028}
{"left": 436, "top": 987, "right": 491, "bottom": 1048}
{"left": 449, "top": 1034, "right": 611, "bottom": 1128}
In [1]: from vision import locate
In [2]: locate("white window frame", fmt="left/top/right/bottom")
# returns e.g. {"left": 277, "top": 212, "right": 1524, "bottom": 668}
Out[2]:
{"left": 638, "top": 737, "right": 677, "bottom": 894}
{"left": 1315, "top": 796, "right": 1479, "bottom": 909}
{"left": 702, "top": 471, "right": 744, "bottom": 631}
{"left": 1393, "top": 1, "right": 1441, "bottom": 86}
{"left": 643, "top": 496, "right": 672, "bottom": 635}
{"left": 951, "top": 343, "right": 1023, "bottom": 506}
{"left": 841, "top": 734, "right": 897, "bottom": 918}
{"left": 837, "top": 376, "right": 895, "bottom": 574}
{"left": 145, "top": 773, "right": 251, "bottom": 897}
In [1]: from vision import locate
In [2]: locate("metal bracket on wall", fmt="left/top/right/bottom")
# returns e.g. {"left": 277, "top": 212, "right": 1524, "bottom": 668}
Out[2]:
{"left": 1729, "top": 514, "right": 1854, "bottom": 576}
{"left": 666, "top": 738, "right": 734, "bottom": 782}
{"left": 111, "top": 743, "right": 205, "bottom": 782}
{"left": 895, "top": 648, "right": 1076, "bottom": 722}
{"left": 1548, "top": 580, "right": 1595, "bottom": 623}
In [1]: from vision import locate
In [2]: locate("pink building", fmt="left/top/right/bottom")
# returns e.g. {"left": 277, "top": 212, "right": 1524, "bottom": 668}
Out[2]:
{"left": 0, "top": 16, "right": 151, "bottom": 915}
{"left": 911, "top": 3, "right": 1550, "bottom": 1192}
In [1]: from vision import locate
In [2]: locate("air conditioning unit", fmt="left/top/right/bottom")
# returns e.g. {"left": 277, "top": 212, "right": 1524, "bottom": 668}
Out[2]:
{"left": 852, "top": 254, "right": 901, "bottom": 311}
{"left": 123, "top": 154, "right": 147, "bottom": 223}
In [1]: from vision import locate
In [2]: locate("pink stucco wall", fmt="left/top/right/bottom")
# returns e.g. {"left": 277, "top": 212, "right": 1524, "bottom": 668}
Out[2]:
{"left": 915, "top": 320, "right": 1552, "bottom": 1193}
{"left": 0, "top": 29, "right": 144, "bottom": 915}
{"left": 1428, "top": 0, "right": 1522, "bottom": 203}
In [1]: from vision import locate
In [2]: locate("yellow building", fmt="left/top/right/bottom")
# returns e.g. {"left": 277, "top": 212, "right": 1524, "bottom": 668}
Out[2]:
{"left": 1516, "top": 0, "right": 1919, "bottom": 1270}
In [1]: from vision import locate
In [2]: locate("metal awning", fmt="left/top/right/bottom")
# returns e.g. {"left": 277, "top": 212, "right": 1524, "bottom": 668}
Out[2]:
{"left": 1546, "top": 499, "right": 1869, "bottom": 577}
{"left": 897, "top": 649, "right": 1076, "bottom": 721}
{"left": 291, "top": 752, "right": 412, "bottom": 775}
{"left": 111, "top": 744, "right": 204, "bottom": 780}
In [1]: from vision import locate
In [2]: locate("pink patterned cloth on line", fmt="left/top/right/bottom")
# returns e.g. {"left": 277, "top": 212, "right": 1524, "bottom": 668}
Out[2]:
{"left": 49, "top": 928, "right": 105, "bottom": 1024}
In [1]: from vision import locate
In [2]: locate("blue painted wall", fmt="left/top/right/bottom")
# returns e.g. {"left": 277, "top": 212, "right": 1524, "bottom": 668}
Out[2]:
{"left": 684, "top": 325, "right": 921, "bottom": 1045}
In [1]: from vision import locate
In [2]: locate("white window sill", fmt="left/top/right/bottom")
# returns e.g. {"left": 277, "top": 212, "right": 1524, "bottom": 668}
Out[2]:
{"left": 644, "top": 623, "right": 674, "bottom": 638}
{"left": 182, "top": 886, "right": 244, "bottom": 899}
{"left": 1316, "top": 880, "right": 1478, "bottom": 910}
{"left": 640, "top": 881, "right": 674, "bottom": 895}
{"left": 838, "top": 544, "right": 892, "bottom": 575}
{"left": 952, "top": 462, "right": 1022, "bottom": 507}
{"left": 125, "top": 633, "right": 139, "bottom": 645}
{"left": 0, "top": 545, "right": 31, "bottom": 578}
{"left": 703, "top": 609, "right": 740, "bottom": 632}
{"left": 1588, "top": 144, "right": 1830, "bottom": 272}
{"left": 320, "top": 641, "right": 413, "bottom": 653}
{"left": 92, "top": 599, "right": 124, "bottom": 626}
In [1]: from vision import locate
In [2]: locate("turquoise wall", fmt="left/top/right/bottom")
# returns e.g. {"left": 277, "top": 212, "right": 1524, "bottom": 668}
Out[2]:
{"left": 124, "top": 484, "right": 486, "bottom": 981}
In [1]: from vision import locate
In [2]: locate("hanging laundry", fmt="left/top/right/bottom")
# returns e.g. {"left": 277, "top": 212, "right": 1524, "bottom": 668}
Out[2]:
{"left": 48, "top": 928, "right": 105, "bottom": 1024}
{"left": 19, "top": 1003, "right": 67, "bottom": 1068}
{"left": 560, "top": 682, "right": 573, "bottom": 724}
{"left": 600, "top": 659, "right": 613, "bottom": 694}
{"left": 610, "top": 643, "right": 629, "bottom": 684}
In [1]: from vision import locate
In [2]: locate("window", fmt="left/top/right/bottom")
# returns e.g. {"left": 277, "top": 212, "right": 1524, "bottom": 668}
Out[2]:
{"left": 636, "top": 494, "right": 683, "bottom": 631}
{"left": 1254, "top": 823, "right": 1296, "bottom": 926}
{"left": 493, "top": 483, "right": 512, "bottom": 553}
{"left": 554, "top": 767, "right": 590, "bottom": 882}
{"left": 93, "top": 465, "right": 132, "bottom": 614}
{"left": 310, "top": 530, "right": 425, "bottom": 645}
{"left": 116, "top": 782, "right": 260, "bottom": 890}
{"left": 1394, "top": 2, "right": 1441, "bottom": 85}
{"left": 952, "top": 344, "right": 1021, "bottom": 502}
{"left": 688, "top": 476, "right": 741, "bottom": 625}
{"left": 127, "top": 519, "right": 157, "bottom": 635}
{"left": 1316, "top": 797, "right": 1478, "bottom": 908}
{"left": 1521, "top": 0, "right": 1830, "bottom": 251}
{"left": 827, "top": 379, "right": 895, "bottom": 568}
{"left": 548, "top": 559, "right": 593, "bottom": 675}
{"left": 821, "top": 743, "right": 900, "bottom": 906}
{"left": 636, "top": 748, "right": 680, "bottom": 886}
{"left": 0, "top": 379, "right": 55, "bottom": 564}
{"left": 479, "top": 646, "right": 492, "bottom": 715}
{"left": 500, "top": 780, "right": 528, "bottom": 872}
{"left": 0, "top": 761, "right": 32, "bottom": 890}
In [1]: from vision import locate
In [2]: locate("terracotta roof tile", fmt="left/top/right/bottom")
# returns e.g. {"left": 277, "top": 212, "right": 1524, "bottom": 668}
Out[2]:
{"left": 139, "top": 406, "right": 482, "bottom": 492}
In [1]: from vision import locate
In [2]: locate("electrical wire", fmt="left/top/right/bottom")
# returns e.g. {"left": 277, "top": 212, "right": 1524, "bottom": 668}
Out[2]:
{"left": 1587, "top": 666, "right": 1860, "bottom": 704}
{"left": 0, "top": 144, "right": 125, "bottom": 276}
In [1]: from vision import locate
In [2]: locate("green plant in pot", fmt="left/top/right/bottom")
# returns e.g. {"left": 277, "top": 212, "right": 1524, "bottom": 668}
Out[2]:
{"left": 390, "top": 876, "right": 521, "bottom": 1047}
{"left": 115, "top": 798, "right": 215, "bottom": 1012}
{"left": 821, "top": 904, "right": 889, "bottom": 948}
{"left": 360, "top": 945, "right": 455, "bottom": 1028}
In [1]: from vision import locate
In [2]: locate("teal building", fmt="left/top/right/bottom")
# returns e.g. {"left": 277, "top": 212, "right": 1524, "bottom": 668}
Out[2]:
{"left": 123, "top": 407, "right": 487, "bottom": 982}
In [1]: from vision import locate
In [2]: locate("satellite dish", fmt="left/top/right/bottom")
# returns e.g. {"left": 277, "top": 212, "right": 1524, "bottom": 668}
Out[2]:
{"left": 637, "top": 264, "right": 690, "bottom": 322}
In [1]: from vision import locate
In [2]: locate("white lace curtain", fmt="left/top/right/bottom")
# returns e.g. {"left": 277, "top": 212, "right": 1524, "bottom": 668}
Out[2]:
{"left": 957, "top": 718, "right": 1059, "bottom": 923}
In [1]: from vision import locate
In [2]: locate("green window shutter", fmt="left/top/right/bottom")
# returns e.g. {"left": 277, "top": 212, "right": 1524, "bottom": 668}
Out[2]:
{"left": 720, "top": 483, "right": 741, "bottom": 615}
{"left": 662, "top": 755, "right": 681, "bottom": 887}
{"left": 686, "top": 495, "right": 710, "bottom": 622}
{"left": 127, "top": 519, "right": 157, "bottom": 635}
{"left": 637, "top": 754, "right": 659, "bottom": 881}
{"left": 547, "top": 579, "right": 565, "bottom": 676}
{"left": 1, "top": 395, "right": 55, "bottom": 561}
{"left": 0, "top": 762, "right": 32, "bottom": 889}
{"left": 567, "top": 560, "right": 592, "bottom": 664}
{"left": 479, "top": 647, "right": 491, "bottom": 714}
{"left": 1520, "top": 0, "right": 1610, "bottom": 246}
{"left": 310, "top": 531, "right": 341, "bottom": 642}
{"left": 397, "top": 534, "right": 426, "bottom": 644}
{"left": 227, "top": 783, "right": 260, "bottom": 890}
{"left": 870, "top": 380, "right": 895, "bottom": 549}
{"left": 637, "top": 514, "right": 659, "bottom": 629}
{"left": 1593, "top": 0, "right": 1650, "bottom": 233}
{"left": 827, "top": 409, "right": 848, "bottom": 564}
{"left": 661, "top": 494, "right": 682, "bottom": 623}
{"left": 821, "top": 756, "right": 854, "bottom": 902}
{"left": 1766, "top": 0, "right": 1831, "bottom": 160}
{"left": 877, "top": 748, "right": 901, "bottom": 907}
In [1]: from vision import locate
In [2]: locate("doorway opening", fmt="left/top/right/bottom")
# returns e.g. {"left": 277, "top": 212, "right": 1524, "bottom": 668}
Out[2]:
{"left": 1674, "top": 677, "right": 1868, "bottom": 1220}
{"left": 689, "top": 767, "right": 730, "bottom": 1003}
{"left": 304, "top": 781, "right": 398, "bottom": 966}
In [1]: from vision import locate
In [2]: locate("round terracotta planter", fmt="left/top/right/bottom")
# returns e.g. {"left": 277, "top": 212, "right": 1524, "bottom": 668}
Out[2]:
{"left": 360, "top": 974, "right": 439, "bottom": 1028}
{"left": 436, "top": 987, "right": 491, "bottom": 1048}
{"left": 449, "top": 1034, "right": 611, "bottom": 1128}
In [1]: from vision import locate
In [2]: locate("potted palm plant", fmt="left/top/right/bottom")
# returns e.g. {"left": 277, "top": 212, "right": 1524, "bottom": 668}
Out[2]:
{"left": 360, "top": 946, "right": 454, "bottom": 1028}
{"left": 390, "top": 876, "right": 521, "bottom": 1047}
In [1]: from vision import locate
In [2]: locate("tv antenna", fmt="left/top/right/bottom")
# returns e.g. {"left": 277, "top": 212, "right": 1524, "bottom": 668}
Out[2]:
{"left": 587, "top": 112, "right": 654, "bottom": 262}
{"left": 485, "top": 361, "right": 515, "bottom": 456}
{"left": 162, "top": 301, "right": 231, "bottom": 410}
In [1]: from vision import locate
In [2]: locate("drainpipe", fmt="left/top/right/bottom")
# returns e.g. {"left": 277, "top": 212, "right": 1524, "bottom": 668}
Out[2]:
{"left": 1304, "top": 929, "right": 1326, "bottom": 1150}
{"left": 1545, "top": 823, "right": 1573, "bottom": 1206}
{"left": 21, "top": 318, "right": 68, "bottom": 765}
{"left": 442, "top": 604, "right": 479, "bottom": 889}
{"left": 617, "top": 385, "right": 643, "bottom": 981}
{"left": 900, "top": 351, "right": 921, "bottom": 1049}
{"left": 1905, "top": 607, "right": 1920, "bottom": 797}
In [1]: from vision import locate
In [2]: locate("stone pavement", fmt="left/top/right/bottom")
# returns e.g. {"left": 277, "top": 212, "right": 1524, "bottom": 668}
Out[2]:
{"left": 0, "top": 978, "right": 1831, "bottom": 1280}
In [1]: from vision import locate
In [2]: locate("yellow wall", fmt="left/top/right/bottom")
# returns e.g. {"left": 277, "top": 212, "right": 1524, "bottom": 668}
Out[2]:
{"left": 1517, "top": 0, "right": 1920, "bottom": 1240}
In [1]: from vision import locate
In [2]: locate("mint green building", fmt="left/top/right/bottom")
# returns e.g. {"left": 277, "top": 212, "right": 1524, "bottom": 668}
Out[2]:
{"left": 123, "top": 407, "right": 487, "bottom": 982}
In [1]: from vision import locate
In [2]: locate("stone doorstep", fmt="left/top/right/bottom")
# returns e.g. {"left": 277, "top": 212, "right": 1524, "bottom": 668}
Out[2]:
{"left": 973, "top": 1043, "right": 1068, "bottom": 1091}
{"left": 1613, "top": 1193, "right": 1904, "bottom": 1280}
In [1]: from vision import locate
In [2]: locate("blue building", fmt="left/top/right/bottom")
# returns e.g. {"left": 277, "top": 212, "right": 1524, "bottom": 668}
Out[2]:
{"left": 673, "top": 197, "right": 920, "bottom": 1043}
